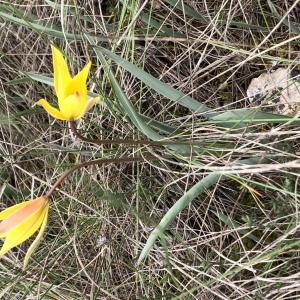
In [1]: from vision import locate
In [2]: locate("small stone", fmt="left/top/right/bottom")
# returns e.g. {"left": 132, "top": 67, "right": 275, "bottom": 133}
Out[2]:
{"left": 246, "top": 68, "right": 300, "bottom": 116}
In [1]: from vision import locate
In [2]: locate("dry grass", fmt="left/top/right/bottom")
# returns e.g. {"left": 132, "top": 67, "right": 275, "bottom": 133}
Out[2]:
{"left": 0, "top": 0, "right": 300, "bottom": 299}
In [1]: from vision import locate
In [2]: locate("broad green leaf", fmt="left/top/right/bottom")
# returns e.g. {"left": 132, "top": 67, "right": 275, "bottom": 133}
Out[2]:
{"left": 96, "top": 47, "right": 213, "bottom": 115}
{"left": 137, "top": 157, "right": 262, "bottom": 263}
{"left": 209, "top": 109, "right": 300, "bottom": 127}
{"left": 96, "top": 47, "right": 300, "bottom": 127}
{"left": 137, "top": 172, "right": 222, "bottom": 263}
{"left": 94, "top": 50, "right": 192, "bottom": 153}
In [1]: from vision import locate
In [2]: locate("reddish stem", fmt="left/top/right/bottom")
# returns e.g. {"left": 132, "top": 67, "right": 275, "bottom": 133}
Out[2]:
{"left": 45, "top": 156, "right": 143, "bottom": 198}
{"left": 69, "top": 121, "right": 195, "bottom": 147}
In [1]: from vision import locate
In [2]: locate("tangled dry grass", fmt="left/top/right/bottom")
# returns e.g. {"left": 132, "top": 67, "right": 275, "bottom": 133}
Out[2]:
{"left": 0, "top": 0, "right": 300, "bottom": 299}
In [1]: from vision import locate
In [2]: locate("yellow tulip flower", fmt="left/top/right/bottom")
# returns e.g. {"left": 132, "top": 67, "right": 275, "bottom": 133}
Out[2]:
{"left": 36, "top": 45, "right": 100, "bottom": 121}
{"left": 0, "top": 196, "right": 49, "bottom": 269}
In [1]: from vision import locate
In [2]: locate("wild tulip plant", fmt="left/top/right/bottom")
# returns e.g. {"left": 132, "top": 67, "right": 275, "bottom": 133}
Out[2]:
{"left": 0, "top": 45, "right": 195, "bottom": 269}
{"left": 0, "top": 45, "right": 148, "bottom": 269}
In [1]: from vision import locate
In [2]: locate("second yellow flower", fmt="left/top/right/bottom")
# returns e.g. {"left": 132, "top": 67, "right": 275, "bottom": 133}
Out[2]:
{"left": 37, "top": 45, "right": 99, "bottom": 121}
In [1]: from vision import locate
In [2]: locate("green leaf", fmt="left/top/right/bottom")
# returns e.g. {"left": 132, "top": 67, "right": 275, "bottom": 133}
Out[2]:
{"left": 137, "top": 172, "right": 222, "bottom": 263}
{"left": 137, "top": 157, "right": 261, "bottom": 263}
{"left": 94, "top": 50, "right": 192, "bottom": 153}
{"left": 267, "top": 0, "right": 300, "bottom": 34}
{"left": 96, "top": 47, "right": 212, "bottom": 115}
{"left": 209, "top": 109, "right": 300, "bottom": 127}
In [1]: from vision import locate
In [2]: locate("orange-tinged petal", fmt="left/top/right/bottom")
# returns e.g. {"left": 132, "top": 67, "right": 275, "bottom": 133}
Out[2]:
{"left": 0, "top": 201, "right": 30, "bottom": 221}
{"left": 0, "top": 203, "right": 46, "bottom": 256}
{"left": 0, "top": 197, "right": 45, "bottom": 237}
{"left": 36, "top": 99, "right": 68, "bottom": 121}
{"left": 23, "top": 204, "right": 49, "bottom": 269}
{"left": 51, "top": 45, "right": 72, "bottom": 101}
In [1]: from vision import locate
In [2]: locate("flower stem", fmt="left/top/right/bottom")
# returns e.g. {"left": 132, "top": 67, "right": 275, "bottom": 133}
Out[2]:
{"left": 45, "top": 156, "right": 143, "bottom": 198}
{"left": 69, "top": 121, "right": 196, "bottom": 147}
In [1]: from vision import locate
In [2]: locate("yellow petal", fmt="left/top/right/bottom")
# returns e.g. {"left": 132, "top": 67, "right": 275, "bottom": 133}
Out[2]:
{"left": 0, "top": 201, "right": 31, "bottom": 221}
{"left": 36, "top": 99, "right": 68, "bottom": 121}
{"left": 0, "top": 197, "right": 45, "bottom": 237}
{"left": 59, "top": 93, "right": 85, "bottom": 120}
{"left": 65, "top": 61, "right": 91, "bottom": 101}
{"left": 63, "top": 61, "right": 91, "bottom": 117}
{"left": 84, "top": 96, "right": 101, "bottom": 115}
{"left": 51, "top": 45, "right": 72, "bottom": 101}
{"left": 0, "top": 204, "right": 46, "bottom": 256}
{"left": 23, "top": 204, "right": 49, "bottom": 269}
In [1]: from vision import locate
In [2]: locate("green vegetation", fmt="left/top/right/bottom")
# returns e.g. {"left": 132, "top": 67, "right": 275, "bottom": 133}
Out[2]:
{"left": 0, "top": 1, "right": 299, "bottom": 299}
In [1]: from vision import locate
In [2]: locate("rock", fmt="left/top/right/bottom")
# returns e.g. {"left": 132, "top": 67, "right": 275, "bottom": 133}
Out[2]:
{"left": 246, "top": 68, "right": 300, "bottom": 116}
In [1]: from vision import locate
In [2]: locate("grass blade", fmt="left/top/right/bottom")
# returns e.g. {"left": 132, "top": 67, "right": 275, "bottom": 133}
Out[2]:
{"left": 137, "top": 157, "right": 262, "bottom": 263}
{"left": 137, "top": 172, "right": 222, "bottom": 263}
{"left": 209, "top": 108, "right": 300, "bottom": 127}
{"left": 95, "top": 47, "right": 212, "bottom": 115}
{"left": 267, "top": 0, "right": 300, "bottom": 34}
{"left": 94, "top": 49, "right": 192, "bottom": 153}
